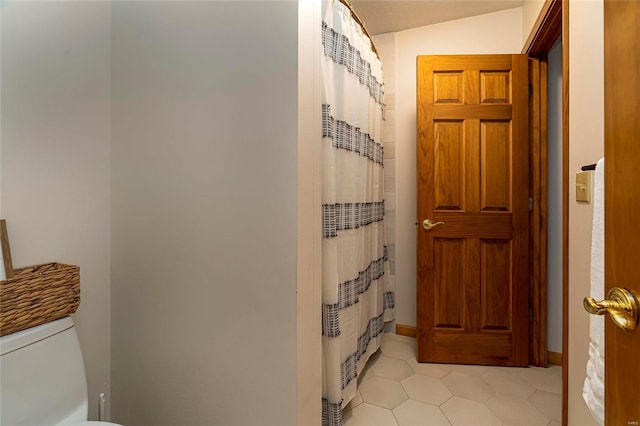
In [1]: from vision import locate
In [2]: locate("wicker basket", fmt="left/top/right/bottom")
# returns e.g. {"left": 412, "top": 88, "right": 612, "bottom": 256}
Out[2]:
{"left": 0, "top": 263, "right": 80, "bottom": 337}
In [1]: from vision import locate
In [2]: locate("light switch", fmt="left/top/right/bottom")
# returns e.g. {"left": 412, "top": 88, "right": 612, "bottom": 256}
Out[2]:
{"left": 576, "top": 171, "right": 591, "bottom": 202}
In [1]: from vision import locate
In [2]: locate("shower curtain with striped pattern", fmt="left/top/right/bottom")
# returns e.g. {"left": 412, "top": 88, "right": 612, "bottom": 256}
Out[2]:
{"left": 321, "top": 1, "right": 395, "bottom": 424}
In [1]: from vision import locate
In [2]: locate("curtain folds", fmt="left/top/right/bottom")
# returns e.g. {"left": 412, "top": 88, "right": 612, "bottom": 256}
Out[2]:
{"left": 321, "top": 2, "right": 395, "bottom": 425}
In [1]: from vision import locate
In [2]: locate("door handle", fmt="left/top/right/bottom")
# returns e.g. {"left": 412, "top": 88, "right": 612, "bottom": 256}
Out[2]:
{"left": 584, "top": 287, "right": 639, "bottom": 331}
{"left": 422, "top": 219, "right": 444, "bottom": 231}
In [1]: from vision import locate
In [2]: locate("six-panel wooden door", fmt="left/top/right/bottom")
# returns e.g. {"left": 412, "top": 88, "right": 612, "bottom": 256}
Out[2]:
{"left": 416, "top": 55, "right": 530, "bottom": 366}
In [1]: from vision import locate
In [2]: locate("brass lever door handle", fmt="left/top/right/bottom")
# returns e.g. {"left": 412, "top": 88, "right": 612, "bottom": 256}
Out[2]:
{"left": 422, "top": 219, "right": 444, "bottom": 231}
{"left": 584, "top": 287, "right": 639, "bottom": 331}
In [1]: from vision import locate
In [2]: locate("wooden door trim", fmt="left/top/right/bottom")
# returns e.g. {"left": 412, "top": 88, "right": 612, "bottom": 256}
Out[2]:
{"left": 524, "top": 0, "right": 567, "bottom": 423}
{"left": 561, "top": 2, "right": 569, "bottom": 425}
{"left": 528, "top": 57, "right": 548, "bottom": 368}
{"left": 523, "top": 0, "right": 563, "bottom": 57}
{"left": 396, "top": 324, "right": 417, "bottom": 338}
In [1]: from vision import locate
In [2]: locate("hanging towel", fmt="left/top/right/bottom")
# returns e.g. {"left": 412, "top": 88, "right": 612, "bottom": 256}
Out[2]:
{"left": 583, "top": 157, "right": 605, "bottom": 425}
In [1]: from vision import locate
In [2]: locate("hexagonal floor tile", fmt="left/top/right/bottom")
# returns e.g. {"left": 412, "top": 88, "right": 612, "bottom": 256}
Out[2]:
{"left": 358, "top": 359, "right": 377, "bottom": 385}
{"left": 444, "top": 363, "right": 490, "bottom": 377}
{"left": 406, "top": 357, "right": 450, "bottom": 379}
{"left": 482, "top": 368, "right": 536, "bottom": 399}
{"left": 381, "top": 339, "right": 416, "bottom": 360}
{"left": 360, "top": 375, "right": 409, "bottom": 409}
{"left": 384, "top": 333, "right": 417, "bottom": 347}
{"left": 343, "top": 402, "right": 398, "bottom": 426}
{"left": 517, "top": 366, "right": 562, "bottom": 394}
{"left": 529, "top": 389, "right": 561, "bottom": 422}
{"left": 442, "top": 371, "right": 495, "bottom": 403}
{"left": 346, "top": 390, "right": 363, "bottom": 410}
{"left": 401, "top": 374, "right": 452, "bottom": 406}
{"left": 486, "top": 393, "right": 549, "bottom": 425}
{"left": 372, "top": 355, "right": 414, "bottom": 381}
{"left": 393, "top": 399, "right": 451, "bottom": 426}
{"left": 441, "top": 397, "right": 501, "bottom": 426}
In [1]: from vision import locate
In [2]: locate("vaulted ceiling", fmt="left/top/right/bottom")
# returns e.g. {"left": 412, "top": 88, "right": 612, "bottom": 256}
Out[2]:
{"left": 349, "top": 1, "right": 524, "bottom": 35}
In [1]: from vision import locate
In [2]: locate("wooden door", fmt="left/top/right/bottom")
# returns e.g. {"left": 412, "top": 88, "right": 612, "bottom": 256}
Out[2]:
{"left": 417, "top": 55, "right": 530, "bottom": 366}
{"left": 604, "top": 0, "right": 640, "bottom": 422}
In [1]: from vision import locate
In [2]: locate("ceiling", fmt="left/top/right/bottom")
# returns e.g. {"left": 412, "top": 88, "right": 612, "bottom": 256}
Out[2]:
{"left": 349, "top": 1, "right": 524, "bottom": 35}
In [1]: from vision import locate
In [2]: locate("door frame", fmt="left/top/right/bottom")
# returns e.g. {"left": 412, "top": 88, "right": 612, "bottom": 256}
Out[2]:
{"left": 522, "top": 0, "right": 568, "bottom": 424}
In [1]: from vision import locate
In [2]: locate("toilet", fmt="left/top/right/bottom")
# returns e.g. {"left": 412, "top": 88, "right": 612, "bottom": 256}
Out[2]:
{"left": 0, "top": 316, "right": 121, "bottom": 426}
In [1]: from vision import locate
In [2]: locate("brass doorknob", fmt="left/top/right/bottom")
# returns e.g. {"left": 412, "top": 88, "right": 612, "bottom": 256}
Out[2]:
{"left": 584, "top": 287, "right": 639, "bottom": 331}
{"left": 422, "top": 219, "right": 444, "bottom": 231}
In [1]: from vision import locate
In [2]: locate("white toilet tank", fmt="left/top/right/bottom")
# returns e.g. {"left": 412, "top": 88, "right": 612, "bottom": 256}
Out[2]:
{"left": 0, "top": 317, "right": 89, "bottom": 425}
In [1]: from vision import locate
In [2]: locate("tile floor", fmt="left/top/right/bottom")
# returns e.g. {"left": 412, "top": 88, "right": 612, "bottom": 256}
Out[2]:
{"left": 342, "top": 334, "right": 562, "bottom": 426}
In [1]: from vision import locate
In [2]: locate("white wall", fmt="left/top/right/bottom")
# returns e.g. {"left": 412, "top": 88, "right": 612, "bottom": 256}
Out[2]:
{"left": 388, "top": 8, "right": 524, "bottom": 327}
{"left": 109, "top": 2, "right": 298, "bottom": 425}
{"left": 547, "top": 38, "right": 563, "bottom": 354}
{"left": 568, "top": 1, "right": 603, "bottom": 424}
{"left": 522, "top": 0, "right": 546, "bottom": 45}
{"left": 1, "top": 2, "right": 112, "bottom": 420}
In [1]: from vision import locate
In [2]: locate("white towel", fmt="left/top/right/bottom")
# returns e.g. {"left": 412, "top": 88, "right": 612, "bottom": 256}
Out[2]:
{"left": 583, "top": 157, "right": 605, "bottom": 425}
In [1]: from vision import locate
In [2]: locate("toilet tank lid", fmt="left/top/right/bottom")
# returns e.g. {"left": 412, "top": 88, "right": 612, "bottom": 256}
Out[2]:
{"left": 0, "top": 316, "right": 75, "bottom": 356}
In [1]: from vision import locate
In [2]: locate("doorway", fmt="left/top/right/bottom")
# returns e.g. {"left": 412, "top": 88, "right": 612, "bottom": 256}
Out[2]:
{"left": 339, "top": 0, "right": 569, "bottom": 424}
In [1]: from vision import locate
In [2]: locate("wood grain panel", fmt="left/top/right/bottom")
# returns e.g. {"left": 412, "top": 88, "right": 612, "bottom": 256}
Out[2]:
{"left": 433, "top": 239, "right": 465, "bottom": 329}
{"left": 481, "top": 121, "right": 512, "bottom": 211}
{"left": 433, "top": 72, "right": 463, "bottom": 103}
{"left": 434, "top": 121, "right": 464, "bottom": 211}
{"left": 427, "top": 55, "right": 513, "bottom": 70}
{"left": 430, "top": 212, "right": 513, "bottom": 239}
{"left": 509, "top": 52, "right": 531, "bottom": 368}
{"left": 464, "top": 118, "right": 481, "bottom": 212}
{"left": 529, "top": 58, "right": 547, "bottom": 367}
{"left": 528, "top": 57, "right": 548, "bottom": 367}
{"left": 428, "top": 332, "right": 513, "bottom": 365}
{"left": 417, "top": 56, "right": 435, "bottom": 364}
{"left": 480, "top": 72, "right": 511, "bottom": 104}
{"left": 604, "top": 0, "right": 640, "bottom": 422}
{"left": 464, "top": 238, "right": 482, "bottom": 332}
{"left": 433, "top": 104, "right": 512, "bottom": 120}
{"left": 481, "top": 239, "right": 512, "bottom": 330}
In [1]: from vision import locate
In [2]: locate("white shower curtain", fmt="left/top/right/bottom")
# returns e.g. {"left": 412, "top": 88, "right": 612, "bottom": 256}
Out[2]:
{"left": 321, "top": 2, "right": 395, "bottom": 425}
